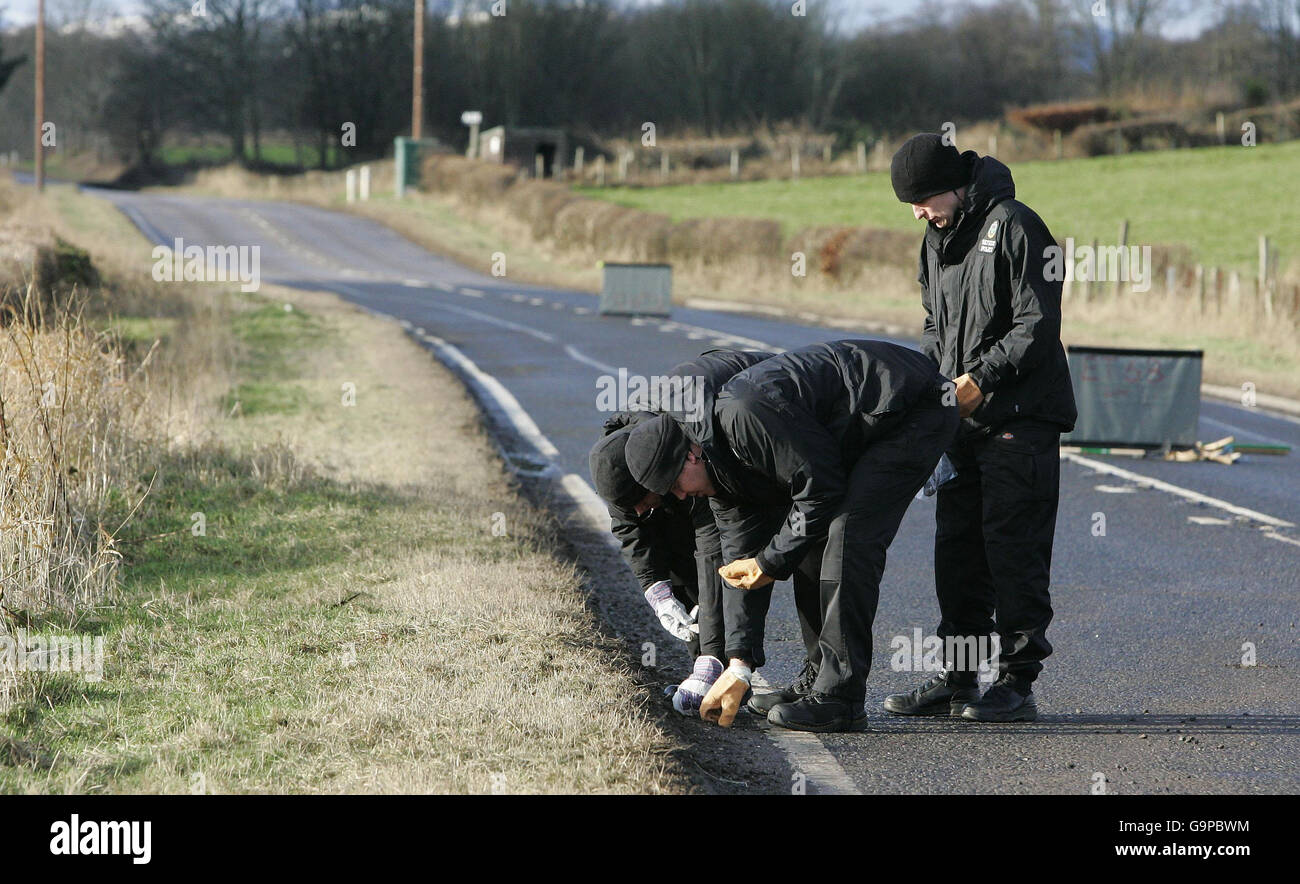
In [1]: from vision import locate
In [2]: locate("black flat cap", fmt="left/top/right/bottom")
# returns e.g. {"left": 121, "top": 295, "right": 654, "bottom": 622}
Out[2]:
{"left": 624, "top": 414, "right": 690, "bottom": 497}
{"left": 891, "top": 133, "right": 970, "bottom": 203}
{"left": 589, "top": 426, "right": 650, "bottom": 510}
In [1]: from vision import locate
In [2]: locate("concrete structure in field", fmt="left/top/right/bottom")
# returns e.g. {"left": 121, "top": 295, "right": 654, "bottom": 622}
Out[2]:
{"left": 478, "top": 125, "right": 568, "bottom": 178}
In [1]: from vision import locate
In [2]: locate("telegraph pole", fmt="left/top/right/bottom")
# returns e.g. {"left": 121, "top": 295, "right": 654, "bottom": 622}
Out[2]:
{"left": 34, "top": 0, "right": 46, "bottom": 192}
{"left": 412, "top": 0, "right": 425, "bottom": 139}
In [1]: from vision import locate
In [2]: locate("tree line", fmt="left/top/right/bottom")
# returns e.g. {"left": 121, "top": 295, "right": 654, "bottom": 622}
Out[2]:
{"left": 0, "top": 0, "right": 1297, "bottom": 172}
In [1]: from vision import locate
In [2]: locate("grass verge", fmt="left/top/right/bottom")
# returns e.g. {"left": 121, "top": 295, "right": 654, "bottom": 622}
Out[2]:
{"left": 0, "top": 180, "right": 689, "bottom": 794}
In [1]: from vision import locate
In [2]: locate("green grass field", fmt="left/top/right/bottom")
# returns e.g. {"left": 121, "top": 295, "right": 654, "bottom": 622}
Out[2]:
{"left": 159, "top": 143, "right": 330, "bottom": 168}
{"left": 578, "top": 142, "right": 1300, "bottom": 273}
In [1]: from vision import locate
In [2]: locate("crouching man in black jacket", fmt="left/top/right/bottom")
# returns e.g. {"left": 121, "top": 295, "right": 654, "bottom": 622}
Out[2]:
{"left": 887, "top": 133, "right": 1078, "bottom": 722}
{"left": 625, "top": 340, "right": 959, "bottom": 733}
{"left": 588, "top": 348, "right": 779, "bottom": 716}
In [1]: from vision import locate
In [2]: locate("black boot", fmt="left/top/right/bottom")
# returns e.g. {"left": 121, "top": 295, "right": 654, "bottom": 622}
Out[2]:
{"left": 960, "top": 676, "right": 1038, "bottom": 722}
{"left": 746, "top": 659, "right": 817, "bottom": 716}
{"left": 883, "top": 671, "right": 981, "bottom": 716}
{"left": 767, "top": 693, "right": 868, "bottom": 733}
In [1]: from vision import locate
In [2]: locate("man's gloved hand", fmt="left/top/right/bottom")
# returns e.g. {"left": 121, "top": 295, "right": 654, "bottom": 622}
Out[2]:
{"left": 644, "top": 580, "right": 699, "bottom": 643}
{"left": 719, "top": 558, "right": 773, "bottom": 590}
{"left": 700, "top": 661, "right": 752, "bottom": 727}
{"left": 671, "top": 655, "right": 724, "bottom": 716}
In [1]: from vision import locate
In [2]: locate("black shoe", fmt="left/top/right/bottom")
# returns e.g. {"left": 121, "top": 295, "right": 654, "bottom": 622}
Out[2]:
{"left": 883, "top": 672, "right": 981, "bottom": 716}
{"left": 746, "top": 659, "right": 817, "bottom": 715}
{"left": 768, "top": 693, "right": 868, "bottom": 733}
{"left": 960, "top": 679, "right": 1038, "bottom": 722}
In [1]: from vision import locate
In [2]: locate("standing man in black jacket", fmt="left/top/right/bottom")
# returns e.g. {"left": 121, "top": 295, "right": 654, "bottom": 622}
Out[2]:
{"left": 886, "top": 133, "right": 1078, "bottom": 722}
{"left": 625, "top": 340, "right": 959, "bottom": 732}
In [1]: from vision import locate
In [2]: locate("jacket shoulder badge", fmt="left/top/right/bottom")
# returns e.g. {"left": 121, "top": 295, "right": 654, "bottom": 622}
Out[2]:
{"left": 978, "top": 219, "right": 999, "bottom": 254}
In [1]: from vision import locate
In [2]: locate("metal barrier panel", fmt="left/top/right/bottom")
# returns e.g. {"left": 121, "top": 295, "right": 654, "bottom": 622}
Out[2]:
{"left": 599, "top": 263, "right": 672, "bottom": 317}
{"left": 1064, "top": 346, "right": 1203, "bottom": 448}
{"left": 394, "top": 137, "right": 440, "bottom": 198}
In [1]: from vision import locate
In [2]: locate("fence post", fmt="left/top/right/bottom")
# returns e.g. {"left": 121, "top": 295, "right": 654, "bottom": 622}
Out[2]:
{"left": 1062, "top": 238, "right": 1074, "bottom": 302}
{"left": 596, "top": 154, "right": 606, "bottom": 187}
{"left": 345, "top": 168, "right": 357, "bottom": 203}
{"left": 1259, "top": 235, "right": 1274, "bottom": 320}
{"left": 660, "top": 151, "right": 669, "bottom": 182}
{"left": 1086, "top": 238, "right": 1099, "bottom": 303}
{"left": 731, "top": 147, "right": 740, "bottom": 179}
{"left": 1217, "top": 112, "right": 1226, "bottom": 145}
{"left": 856, "top": 141, "right": 866, "bottom": 173}
{"left": 575, "top": 146, "right": 584, "bottom": 178}
{"left": 792, "top": 140, "right": 801, "bottom": 180}
{"left": 359, "top": 165, "right": 370, "bottom": 201}
{"left": 1114, "top": 220, "right": 1128, "bottom": 300}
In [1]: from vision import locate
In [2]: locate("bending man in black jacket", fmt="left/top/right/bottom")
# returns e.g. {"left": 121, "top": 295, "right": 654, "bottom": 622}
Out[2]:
{"left": 886, "top": 133, "right": 1078, "bottom": 722}
{"left": 625, "top": 340, "right": 959, "bottom": 732}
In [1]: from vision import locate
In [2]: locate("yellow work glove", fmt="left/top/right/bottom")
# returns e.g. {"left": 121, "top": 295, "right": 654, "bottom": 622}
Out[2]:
{"left": 700, "top": 662, "right": 752, "bottom": 727}
{"left": 719, "top": 558, "right": 774, "bottom": 590}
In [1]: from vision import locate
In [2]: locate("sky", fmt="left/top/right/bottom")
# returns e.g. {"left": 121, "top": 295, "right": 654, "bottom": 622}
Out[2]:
{"left": 0, "top": 0, "right": 1229, "bottom": 39}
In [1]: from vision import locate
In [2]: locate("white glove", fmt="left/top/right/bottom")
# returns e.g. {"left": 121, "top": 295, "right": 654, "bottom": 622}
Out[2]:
{"left": 644, "top": 580, "right": 699, "bottom": 643}
{"left": 672, "top": 656, "right": 724, "bottom": 716}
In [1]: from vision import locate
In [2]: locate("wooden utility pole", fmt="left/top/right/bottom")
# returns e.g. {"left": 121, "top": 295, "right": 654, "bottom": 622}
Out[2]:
{"left": 412, "top": 0, "right": 425, "bottom": 139}
{"left": 35, "top": 0, "right": 46, "bottom": 192}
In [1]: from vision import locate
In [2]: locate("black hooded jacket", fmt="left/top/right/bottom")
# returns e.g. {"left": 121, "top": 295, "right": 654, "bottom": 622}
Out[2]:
{"left": 679, "top": 339, "right": 949, "bottom": 580}
{"left": 604, "top": 348, "right": 776, "bottom": 590}
{"left": 918, "top": 153, "right": 1077, "bottom": 436}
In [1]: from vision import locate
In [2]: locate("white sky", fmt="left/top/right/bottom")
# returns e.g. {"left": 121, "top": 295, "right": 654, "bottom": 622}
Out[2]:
{"left": 0, "top": 0, "right": 1229, "bottom": 38}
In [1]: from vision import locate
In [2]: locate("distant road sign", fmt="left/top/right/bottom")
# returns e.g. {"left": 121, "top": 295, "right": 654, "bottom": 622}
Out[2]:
{"left": 1064, "top": 346, "right": 1203, "bottom": 449}
{"left": 461, "top": 111, "right": 483, "bottom": 126}
{"left": 599, "top": 263, "right": 672, "bottom": 317}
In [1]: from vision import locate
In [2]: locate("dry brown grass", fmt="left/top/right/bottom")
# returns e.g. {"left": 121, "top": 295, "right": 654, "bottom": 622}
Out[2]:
{"left": 0, "top": 291, "right": 136, "bottom": 617}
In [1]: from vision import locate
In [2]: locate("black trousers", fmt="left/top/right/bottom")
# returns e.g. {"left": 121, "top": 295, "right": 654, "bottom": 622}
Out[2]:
{"left": 716, "top": 500, "right": 825, "bottom": 669}
{"left": 934, "top": 419, "right": 1060, "bottom": 684}
{"left": 663, "top": 533, "right": 725, "bottom": 661}
{"left": 811, "top": 400, "right": 959, "bottom": 702}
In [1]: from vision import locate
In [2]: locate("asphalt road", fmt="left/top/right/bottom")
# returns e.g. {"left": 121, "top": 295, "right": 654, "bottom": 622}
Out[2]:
{"left": 94, "top": 187, "right": 1300, "bottom": 794}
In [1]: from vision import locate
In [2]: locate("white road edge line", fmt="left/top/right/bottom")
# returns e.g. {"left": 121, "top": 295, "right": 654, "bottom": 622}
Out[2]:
{"left": 1062, "top": 451, "right": 1295, "bottom": 529}
{"left": 399, "top": 318, "right": 859, "bottom": 795}
{"left": 749, "top": 672, "right": 861, "bottom": 795}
